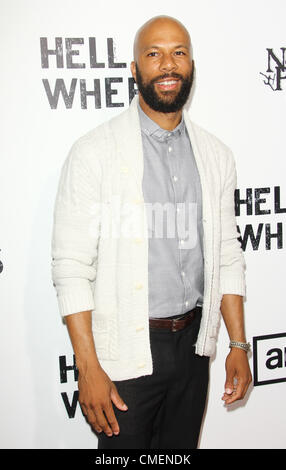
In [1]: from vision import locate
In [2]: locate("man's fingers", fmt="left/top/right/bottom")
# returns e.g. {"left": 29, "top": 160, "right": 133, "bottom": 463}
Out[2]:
{"left": 93, "top": 399, "right": 123, "bottom": 436}
{"left": 80, "top": 402, "right": 88, "bottom": 416}
{"left": 92, "top": 405, "right": 114, "bottom": 436}
{"left": 78, "top": 377, "right": 128, "bottom": 437}
{"left": 223, "top": 349, "right": 252, "bottom": 405}
{"left": 110, "top": 384, "right": 128, "bottom": 411}
{"left": 222, "top": 382, "right": 243, "bottom": 404}
{"left": 104, "top": 401, "right": 120, "bottom": 435}
{"left": 82, "top": 402, "right": 111, "bottom": 436}
{"left": 85, "top": 407, "right": 103, "bottom": 434}
{"left": 224, "top": 373, "right": 235, "bottom": 395}
{"left": 222, "top": 375, "right": 251, "bottom": 404}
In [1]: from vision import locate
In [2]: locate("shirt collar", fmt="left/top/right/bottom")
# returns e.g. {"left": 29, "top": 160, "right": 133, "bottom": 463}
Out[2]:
{"left": 137, "top": 102, "right": 185, "bottom": 142}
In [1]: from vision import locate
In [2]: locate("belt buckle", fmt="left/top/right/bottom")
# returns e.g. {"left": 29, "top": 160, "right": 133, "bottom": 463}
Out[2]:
{"left": 171, "top": 318, "right": 180, "bottom": 332}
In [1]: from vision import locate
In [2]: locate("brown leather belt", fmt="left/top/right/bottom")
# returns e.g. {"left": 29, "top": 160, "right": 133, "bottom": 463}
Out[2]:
{"left": 149, "top": 307, "right": 198, "bottom": 332}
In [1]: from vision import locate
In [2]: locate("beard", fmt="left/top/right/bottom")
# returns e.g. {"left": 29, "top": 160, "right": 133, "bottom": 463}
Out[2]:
{"left": 135, "top": 63, "right": 194, "bottom": 113}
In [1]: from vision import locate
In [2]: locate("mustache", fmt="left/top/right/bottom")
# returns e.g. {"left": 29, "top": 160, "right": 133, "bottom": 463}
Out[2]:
{"left": 150, "top": 73, "right": 184, "bottom": 84}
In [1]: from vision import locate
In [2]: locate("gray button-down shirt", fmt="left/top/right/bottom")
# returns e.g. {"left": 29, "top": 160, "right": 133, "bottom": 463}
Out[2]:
{"left": 138, "top": 104, "right": 204, "bottom": 319}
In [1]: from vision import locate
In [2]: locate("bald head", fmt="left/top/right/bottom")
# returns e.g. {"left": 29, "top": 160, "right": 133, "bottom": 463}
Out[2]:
{"left": 133, "top": 15, "right": 191, "bottom": 61}
{"left": 130, "top": 15, "right": 194, "bottom": 118}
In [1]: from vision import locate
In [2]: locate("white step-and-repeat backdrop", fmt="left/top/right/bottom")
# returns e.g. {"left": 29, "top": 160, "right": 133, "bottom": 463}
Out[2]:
{"left": 1, "top": 0, "right": 285, "bottom": 449}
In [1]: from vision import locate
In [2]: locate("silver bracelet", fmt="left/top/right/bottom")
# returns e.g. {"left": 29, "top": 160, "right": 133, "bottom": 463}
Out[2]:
{"left": 229, "top": 340, "right": 251, "bottom": 353}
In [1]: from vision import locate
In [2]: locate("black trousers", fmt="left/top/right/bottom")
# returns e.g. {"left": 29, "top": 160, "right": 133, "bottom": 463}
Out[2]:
{"left": 97, "top": 308, "right": 209, "bottom": 449}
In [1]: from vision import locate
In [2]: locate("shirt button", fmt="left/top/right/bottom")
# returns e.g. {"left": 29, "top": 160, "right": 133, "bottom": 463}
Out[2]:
{"left": 134, "top": 282, "right": 143, "bottom": 290}
{"left": 185, "top": 301, "right": 189, "bottom": 306}
{"left": 137, "top": 362, "right": 146, "bottom": 369}
{"left": 120, "top": 166, "right": 129, "bottom": 173}
{"left": 173, "top": 176, "right": 178, "bottom": 182}
{"left": 134, "top": 237, "right": 143, "bottom": 244}
{"left": 181, "top": 271, "right": 185, "bottom": 276}
{"left": 168, "top": 146, "right": 172, "bottom": 152}
{"left": 136, "top": 325, "right": 144, "bottom": 332}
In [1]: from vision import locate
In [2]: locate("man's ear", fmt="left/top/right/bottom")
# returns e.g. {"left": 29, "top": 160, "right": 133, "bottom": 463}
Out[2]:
{"left": 130, "top": 61, "right": 137, "bottom": 82}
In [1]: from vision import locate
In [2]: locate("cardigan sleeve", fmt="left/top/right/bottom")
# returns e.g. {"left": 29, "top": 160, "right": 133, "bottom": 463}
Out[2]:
{"left": 51, "top": 137, "right": 102, "bottom": 316}
{"left": 219, "top": 148, "right": 246, "bottom": 297}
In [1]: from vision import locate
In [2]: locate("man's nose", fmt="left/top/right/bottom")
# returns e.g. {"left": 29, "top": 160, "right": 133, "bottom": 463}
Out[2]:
{"left": 159, "top": 54, "right": 177, "bottom": 72}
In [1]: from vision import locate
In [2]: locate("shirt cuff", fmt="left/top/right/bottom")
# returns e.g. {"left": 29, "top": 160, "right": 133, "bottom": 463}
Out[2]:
{"left": 57, "top": 288, "right": 95, "bottom": 317}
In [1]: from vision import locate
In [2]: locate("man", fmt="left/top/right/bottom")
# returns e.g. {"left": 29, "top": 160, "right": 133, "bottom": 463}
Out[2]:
{"left": 51, "top": 15, "right": 252, "bottom": 449}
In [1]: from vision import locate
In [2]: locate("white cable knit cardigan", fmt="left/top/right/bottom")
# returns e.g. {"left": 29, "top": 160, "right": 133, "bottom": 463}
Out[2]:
{"left": 51, "top": 96, "right": 246, "bottom": 381}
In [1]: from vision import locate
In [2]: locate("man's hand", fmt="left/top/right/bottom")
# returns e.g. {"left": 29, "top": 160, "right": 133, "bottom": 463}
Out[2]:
{"left": 78, "top": 362, "right": 128, "bottom": 436}
{"left": 222, "top": 348, "right": 252, "bottom": 405}
{"left": 64, "top": 310, "right": 128, "bottom": 437}
{"left": 220, "top": 294, "right": 252, "bottom": 405}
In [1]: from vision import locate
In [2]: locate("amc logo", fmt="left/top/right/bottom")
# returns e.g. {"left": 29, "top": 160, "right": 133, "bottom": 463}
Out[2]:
{"left": 253, "top": 333, "right": 286, "bottom": 386}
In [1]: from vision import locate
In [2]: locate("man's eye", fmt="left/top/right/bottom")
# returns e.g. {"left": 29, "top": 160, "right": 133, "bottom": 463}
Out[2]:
{"left": 147, "top": 52, "right": 158, "bottom": 57}
{"left": 175, "top": 51, "right": 185, "bottom": 55}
